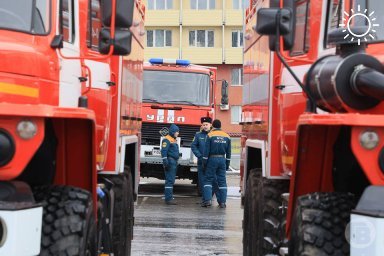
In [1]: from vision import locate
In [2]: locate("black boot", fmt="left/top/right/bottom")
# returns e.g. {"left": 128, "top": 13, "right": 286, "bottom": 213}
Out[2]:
{"left": 201, "top": 201, "right": 212, "bottom": 207}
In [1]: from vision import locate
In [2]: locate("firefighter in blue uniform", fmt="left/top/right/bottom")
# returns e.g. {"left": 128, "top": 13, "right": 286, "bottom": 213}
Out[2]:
{"left": 202, "top": 119, "right": 231, "bottom": 208}
{"left": 161, "top": 124, "right": 180, "bottom": 205}
{"left": 191, "top": 117, "right": 221, "bottom": 204}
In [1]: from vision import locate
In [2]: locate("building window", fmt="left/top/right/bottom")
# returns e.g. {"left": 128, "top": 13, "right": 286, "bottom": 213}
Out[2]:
{"left": 233, "top": 0, "right": 249, "bottom": 9}
{"left": 147, "top": 30, "right": 172, "bottom": 47}
{"left": 148, "top": 0, "right": 173, "bottom": 10}
{"left": 232, "top": 30, "right": 243, "bottom": 47}
{"left": 87, "top": 0, "right": 101, "bottom": 50}
{"left": 189, "top": 30, "right": 214, "bottom": 47}
{"left": 231, "top": 106, "right": 242, "bottom": 124}
{"left": 231, "top": 68, "right": 243, "bottom": 85}
{"left": 191, "top": 0, "right": 215, "bottom": 10}
{"left": 61, "top": 0, "right": 75, "bottom": 43}
{"left": 290, "top": 0, "right": 310, "bottom": 56}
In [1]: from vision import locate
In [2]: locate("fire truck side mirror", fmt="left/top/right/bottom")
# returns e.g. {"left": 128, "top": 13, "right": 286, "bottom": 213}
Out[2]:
{"left": 256, "top": 8, "right": 293, "bottom": 36}
{"left": 99, "top": 28, "right": 132, "bottom": 55}
{"left": 101, "top": 0, "right": 135, "bottom": 29}
{"left": 256, "top": 8, "right": 294, "bottom": 51}
{"left": 50, "top": 35, "right": 64, "bottom": 49}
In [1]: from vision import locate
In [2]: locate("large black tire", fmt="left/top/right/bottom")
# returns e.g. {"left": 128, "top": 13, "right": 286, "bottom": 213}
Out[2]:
{"left": 243, "top": 170, "right": 289, "bottom": 256}
{"left": 107, "top": 171, "right": 134, "bottom": 256}
{"left": 34, "top": 186, "right": 97, "bottom": 256}
{"left": 289, "top": 192, "right": 355, "bottom": 256}
{"left": 243, "top": 170, "right": 260, "bottom": 255}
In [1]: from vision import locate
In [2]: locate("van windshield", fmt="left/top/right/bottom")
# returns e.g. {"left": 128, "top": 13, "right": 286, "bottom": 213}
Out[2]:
{"left": 0, "top": 0, "right": 50, "bottom": 35}
{"left": 143, "top": 70, "right": 210, "bottom": 106}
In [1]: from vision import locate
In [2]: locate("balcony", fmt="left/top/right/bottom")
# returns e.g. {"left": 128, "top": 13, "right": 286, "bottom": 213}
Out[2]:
{"left": 145, "top": 10, "right": 180, "bottom": 26}
{"left": 225, "top": 10, "right": 243, "bottom": 26}
{"left": 182, "top": 10, "right": 223, "bottom": 26}
{"left": 145, "top": 47, "right": 180, "bottom": 61}
{"left": 225, "top": 48, "right": 243, "bottom": 64}
{"left": 182, "top": 47, "right": 222, "bottom": 64}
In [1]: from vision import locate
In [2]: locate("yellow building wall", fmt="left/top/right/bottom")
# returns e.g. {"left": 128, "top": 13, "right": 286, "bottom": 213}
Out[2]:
{"left": 145, "top": 10, "right": 180, "bottom": 26}
{"left": 225, "top": 10, "right": 243, "bottom": 25}
{"left": 145, "top": 48, "right": 180, "bottom": 60}
{"left": 225, "top": 48, "right": 242, "bottom": 64}
{"left": 143, "top": 1, "right": 243, "bottom": 64}
{"left": 182, "top": 48, "right": 222, "bottom": 64}
{"left": 182, "top": 10, "right": 222, "bottom": 26}
{"left": 173, "top": 0, "right": 181, "bottom": 9}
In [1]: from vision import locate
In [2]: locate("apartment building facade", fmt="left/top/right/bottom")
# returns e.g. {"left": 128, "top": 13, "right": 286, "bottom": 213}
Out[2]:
{"left": 144, "top": 0, "right": 247, "bottom": 134}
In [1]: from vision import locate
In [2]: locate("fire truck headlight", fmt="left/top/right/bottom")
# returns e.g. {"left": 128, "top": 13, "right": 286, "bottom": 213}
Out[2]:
{"left": 359, "top": 130, "right": 379, "bottom": 150}
{"left": 16, "top": 121, "right": 37, "bottom": 140}
{"left": 0, "top": 129, "right": 15, "bottom": 167}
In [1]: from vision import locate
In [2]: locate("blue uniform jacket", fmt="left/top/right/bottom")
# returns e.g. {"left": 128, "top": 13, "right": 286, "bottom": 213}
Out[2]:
{"left": 191, "top": 130, "right": 209, "bottom": 160}
{"left": 203, "top": 128, "right": 231, "bottom": 168}
{"left": 161, "top": 135, "right": 180, "bottom": 161}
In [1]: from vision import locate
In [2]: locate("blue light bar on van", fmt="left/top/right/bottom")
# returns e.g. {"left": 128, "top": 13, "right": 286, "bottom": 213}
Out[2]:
{"left": 149, "top": 58, "right": 191, "bottom": 66}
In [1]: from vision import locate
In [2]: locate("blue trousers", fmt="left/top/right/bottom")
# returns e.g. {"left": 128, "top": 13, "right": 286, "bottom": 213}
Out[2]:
{"left": 203, "top": 158, "right": 227, "bottom": 203}
{"left": 198, "top": 163, "right": 221, "bottom": 202}
{"left": 164, "top": 158, "right": 177, "bottom": 202}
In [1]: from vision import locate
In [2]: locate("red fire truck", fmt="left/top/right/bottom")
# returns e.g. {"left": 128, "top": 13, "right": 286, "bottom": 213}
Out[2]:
{"left": 0, "top": 0, "right": 144, "bottom": 255}
{"left": 242, "top": 0, "right": 384, "bottom": 255}
{"left": 140, "top": 58, "right": 223, "bottom": 186}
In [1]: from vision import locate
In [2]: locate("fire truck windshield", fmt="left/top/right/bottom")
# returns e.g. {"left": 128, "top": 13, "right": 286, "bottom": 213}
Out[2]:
{"left": 327, "top": 0, "right": 384, "bottom": 44}
{"left": 0, "top": 0, "right": 49, "bottom": 35}
{"left": 143, "top": 70, "right": 210, "bottom": 106}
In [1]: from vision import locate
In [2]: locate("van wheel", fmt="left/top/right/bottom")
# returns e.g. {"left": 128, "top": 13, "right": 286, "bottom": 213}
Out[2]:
{"left": 289, "top": 192, "right": 355, "bottom": 256}
{"left": 34, "top": 186, "right": 97, "bottom": 256}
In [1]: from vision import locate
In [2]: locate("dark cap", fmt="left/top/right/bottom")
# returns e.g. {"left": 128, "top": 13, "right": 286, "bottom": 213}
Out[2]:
{"left": 212, "top": 119, "right": 221, "bottom": 129}
{"left": 169, "top": 124, "right": 179, "bottom": 136}
{"left": 201, "top": 117, "right": 212, "bottom": 124}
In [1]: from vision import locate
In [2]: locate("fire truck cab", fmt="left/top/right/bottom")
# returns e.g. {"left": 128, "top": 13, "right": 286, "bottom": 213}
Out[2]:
{"left": 140, "top": 58, "right": 217, "bottom": 185}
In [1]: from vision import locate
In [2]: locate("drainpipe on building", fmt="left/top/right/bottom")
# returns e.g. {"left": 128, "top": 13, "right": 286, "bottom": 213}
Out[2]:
{"left": 179, "top": 0, "right": 183, "bottom": 58}
{"left": 180, "top": 25, "right": 183, "bottom": 59}
{"left": 222, "top": 0, "right": 225, "bottom": 63}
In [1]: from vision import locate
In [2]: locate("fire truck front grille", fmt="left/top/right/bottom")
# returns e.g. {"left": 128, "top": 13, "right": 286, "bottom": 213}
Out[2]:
{"left": 141, "top": 122, "right": 200, "bottom": 147}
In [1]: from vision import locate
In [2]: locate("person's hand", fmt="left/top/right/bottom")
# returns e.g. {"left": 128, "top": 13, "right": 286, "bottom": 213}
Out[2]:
{"left": 163, "top": 159, "right": 169, "bottom": 169}
{"left": 202, "top": 159, "right": 207, "bottom": 170}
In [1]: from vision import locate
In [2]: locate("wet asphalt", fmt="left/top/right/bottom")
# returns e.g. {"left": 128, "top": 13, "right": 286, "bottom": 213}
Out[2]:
{"left": 131, "top": 175, "right": 243, "bottom": 256}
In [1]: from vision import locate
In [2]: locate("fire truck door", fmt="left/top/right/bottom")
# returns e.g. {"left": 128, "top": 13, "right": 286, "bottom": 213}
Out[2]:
{"left": 84, "top": 60, "right": 112, "bottom": 170}
{"left": 58, "top": 0, "right": 82, "bottom": 107}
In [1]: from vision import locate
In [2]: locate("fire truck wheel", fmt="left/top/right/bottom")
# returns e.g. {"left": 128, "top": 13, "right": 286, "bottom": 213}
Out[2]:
{"left": 108, "top": 170, "right": 134, "bottom": 256}
{"left": 243, "top": 169, "right": 260, "bottom": 255}
{"left": 289, "top": 192, "right": 355, "bottom": 256}
{"left": 34, "top": 186, "right": 97, "bottom": 256}
{"left": 243, "top": 169, "right": 289, "bottom": 256}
